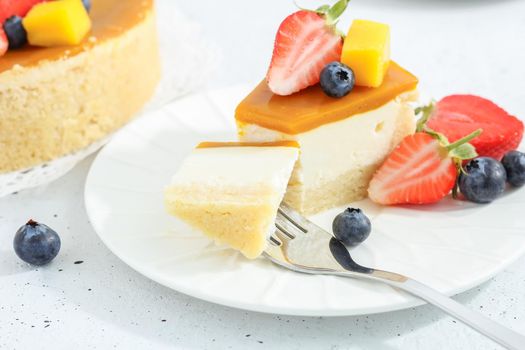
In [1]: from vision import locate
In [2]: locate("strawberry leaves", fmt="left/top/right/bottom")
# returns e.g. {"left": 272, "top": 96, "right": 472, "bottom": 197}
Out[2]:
{"left": 415, "top": 100, "right": 436, "bottom": 132}
{"left": 325, "top": 0, "right": 350, "bottom": 25}
{"left": 446, "top": 130, "right": 481, "bottom": 161}
{"left": 315, "top": 4, "right": 330, "bottom": 13}
{"left": 295, "top": 0, "right": 351, "bottom": 26}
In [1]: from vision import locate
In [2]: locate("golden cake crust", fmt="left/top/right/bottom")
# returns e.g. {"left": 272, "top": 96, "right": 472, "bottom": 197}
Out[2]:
{"left": 0, "top": 0, "right": 160, "bottom": 173}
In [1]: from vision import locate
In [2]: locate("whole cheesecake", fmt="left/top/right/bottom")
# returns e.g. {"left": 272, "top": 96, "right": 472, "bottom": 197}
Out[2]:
{"left": 0, "top": 0, "right": 161, "bottom": 173}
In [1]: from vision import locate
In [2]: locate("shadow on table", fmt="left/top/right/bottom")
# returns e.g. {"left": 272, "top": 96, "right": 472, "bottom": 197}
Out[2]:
{"left": 0, "top": 248, "right": 32, "bottom": 277}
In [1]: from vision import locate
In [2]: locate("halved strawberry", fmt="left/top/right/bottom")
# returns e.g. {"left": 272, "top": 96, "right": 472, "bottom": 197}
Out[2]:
{"left": 427, "top": 95, "right": 523, "bottom": 160}
{"left": 368, "top": 116, "right": 481, "bottom": 205}
{"left": 266, "top": 0, "right": 349, "bottom": 96}
{"left": 0, "top": 0, "right": 45, "bottom": 23}
{"left": 0, "top": 28, "right": 7, "bottom": 57}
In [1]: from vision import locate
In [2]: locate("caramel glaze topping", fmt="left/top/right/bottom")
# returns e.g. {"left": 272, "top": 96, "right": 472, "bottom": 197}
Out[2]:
{"left": 0, "top": 0, "right": 153, "bottom": 73}
{"left": 235, "top": 61, "right": 418, "bottom": 135}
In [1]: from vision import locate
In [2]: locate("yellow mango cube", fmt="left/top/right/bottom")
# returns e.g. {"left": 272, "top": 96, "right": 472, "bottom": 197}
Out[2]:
{"left": 341, "top": 19, "right": 390, "bottom": 88}
{"left": 23, "top": 0, "right": 91, "bottom": 47}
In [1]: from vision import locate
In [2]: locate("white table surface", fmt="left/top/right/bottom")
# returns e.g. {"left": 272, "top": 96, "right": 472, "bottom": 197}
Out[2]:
{"left": 2, "top": 0, "right": 525, "bottom": 349}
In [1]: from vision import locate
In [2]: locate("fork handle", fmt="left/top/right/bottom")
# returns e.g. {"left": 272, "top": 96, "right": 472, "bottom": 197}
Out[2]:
{"left": 342, "top": 270, "right": 525, "bottom": 350}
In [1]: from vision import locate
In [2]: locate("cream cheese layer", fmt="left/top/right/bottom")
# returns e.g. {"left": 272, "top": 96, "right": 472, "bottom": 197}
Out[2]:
{"left": 170, "top": 145, "right": 299, "bottom": 194}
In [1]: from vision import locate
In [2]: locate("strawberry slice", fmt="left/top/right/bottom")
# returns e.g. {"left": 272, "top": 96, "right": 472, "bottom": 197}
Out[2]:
{"left": 368, "top": 115, "right": 481, "bottom": 205}
{"left": 0, "top": 0, "right": 45, "bottom": 23}
{"left": 427, "top": 95, "right": 523, "bottom": 160}
{"left": 266, "top": 0, "right": 349, "bottom": 96}
{"left": 0, "top": 27, "right": 7, "bottom": 57}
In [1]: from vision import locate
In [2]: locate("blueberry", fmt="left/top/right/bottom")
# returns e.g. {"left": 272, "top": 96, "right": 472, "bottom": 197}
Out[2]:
{"left": 320, "top": 62, "right": 355, "bottom": 98}
{"left": 13, "top": 220, "right": 61, "bottom": 266}
{"left": 81, "top": 0, "right": 92, "bottom": 12}
{"left": 459, "top": 157, "right": 507, "bottom": 203}
{"left": 501, "top": 151, "right": 525, "bottom": 187}
{"left": 332, "top": 208, "right": 371, "bottom": 247}
{"left": 3, "top": 16, "right": 27, "bottom": 49}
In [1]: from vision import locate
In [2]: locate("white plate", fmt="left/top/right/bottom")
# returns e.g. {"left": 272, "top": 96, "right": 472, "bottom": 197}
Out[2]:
{"left": 85, "top": 86, "right": 525, "bottom": 316}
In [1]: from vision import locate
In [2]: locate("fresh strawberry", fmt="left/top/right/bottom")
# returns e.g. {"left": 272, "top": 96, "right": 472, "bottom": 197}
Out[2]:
{"left": 368, "top": 110, "right": 481, "bottom": 205}
{"left": 0, "top": 27, "right": 7, "bottom": 57}
{"left": 427, "top": 95, "right": 523, "bottom": 160}
{"left": 266, "top": 0, "right": 350, "bottom": 96}
{"left": 0, "top": 0, "right": 45, "bottom": 23}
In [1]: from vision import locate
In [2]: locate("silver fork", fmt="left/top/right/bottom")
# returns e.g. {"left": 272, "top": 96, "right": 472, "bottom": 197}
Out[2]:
{"left": 263, "top": 203, "right": 525, "bottom": 350}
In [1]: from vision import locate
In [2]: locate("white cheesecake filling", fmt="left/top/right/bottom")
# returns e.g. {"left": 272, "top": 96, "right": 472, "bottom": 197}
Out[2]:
{"left": 237, "top": 92, "right": 418, "bottom": 213}
{"left": 239, "top": 97, "right": 415, "bottom": 191}
{"left": 170, "top": 146, "right": 299, "bottom": 196}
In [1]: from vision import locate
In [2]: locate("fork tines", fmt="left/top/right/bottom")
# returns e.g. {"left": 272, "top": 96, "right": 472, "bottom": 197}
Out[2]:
{"left": 269, "top": 203, "right": 309, "bottom": 246}
{"left": 278, "top": 203, "right": 308, "bottom": 233}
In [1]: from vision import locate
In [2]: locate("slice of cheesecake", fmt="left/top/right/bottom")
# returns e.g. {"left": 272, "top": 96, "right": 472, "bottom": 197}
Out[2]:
{"left": 235, "top": 62, "right": 418, "bottom": 214}
{"left": 164, "top": 141, "right": 299, "bottom": 259}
